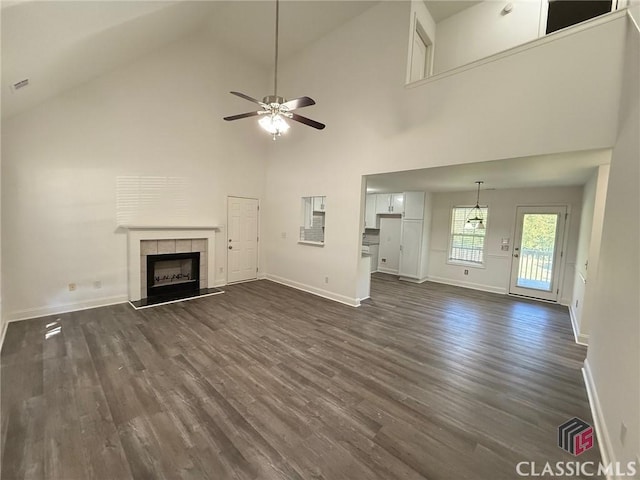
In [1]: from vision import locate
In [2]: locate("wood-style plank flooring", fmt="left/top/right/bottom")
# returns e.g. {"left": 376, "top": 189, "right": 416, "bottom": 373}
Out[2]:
{"left": 1, "top": 274, "right": 602, "bottom": 479}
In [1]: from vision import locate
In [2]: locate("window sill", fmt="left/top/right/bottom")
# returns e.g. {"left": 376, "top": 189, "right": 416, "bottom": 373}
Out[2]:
{"left": 447, "top": 260, "right": 485, "bottom": 269}
{"left": 298, "top": 241, "right": 324, "bottom": 247}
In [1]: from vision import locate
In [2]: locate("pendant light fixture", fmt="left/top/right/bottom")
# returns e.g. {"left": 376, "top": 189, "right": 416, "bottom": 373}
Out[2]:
{"left": 465, "top": 181, "right": 485, "bottom": 230}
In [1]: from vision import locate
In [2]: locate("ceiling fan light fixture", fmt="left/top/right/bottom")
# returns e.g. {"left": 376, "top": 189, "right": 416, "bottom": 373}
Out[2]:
{"left": 223, "top": 0, "right": 325, "bottom": 136}
{"left": 259, "top": 114, "right": 290, "bottom": 137}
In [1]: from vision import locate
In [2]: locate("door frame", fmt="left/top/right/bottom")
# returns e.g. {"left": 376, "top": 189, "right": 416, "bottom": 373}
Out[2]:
{"left": 508, "top": 204, "right": 569, "bottom": 302}
{"left": 226, "top": 195, "right": 260, "bottom": 284}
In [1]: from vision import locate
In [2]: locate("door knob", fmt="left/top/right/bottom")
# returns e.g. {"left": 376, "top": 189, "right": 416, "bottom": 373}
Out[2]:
{"left": 513, "top": 253, "right": 519, "bottom": 258}
{"left": 228, "top": 246, "right": 233, "bottom": 250}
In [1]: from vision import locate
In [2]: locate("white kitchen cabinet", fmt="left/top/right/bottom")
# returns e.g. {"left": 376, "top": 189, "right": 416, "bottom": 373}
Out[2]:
{"left": 390, "top": 194, "right": 404, "bottom": 214}
{"left": 375, "top": 194, "right": 392, "bottom": 214}
{"left": 364, "top": 194, "right": 377, "bottom": 229}
{"left": 403, "top": 191, "right": 425, "bottom": 219}
{"left": 399, "top": 219, "right": 423, "bottom": 279}
{"left": 313, "top": 196, "right": 326, "bottom": 212}
{"left": 375, "top": 193, "right": 403, "bottom": 214}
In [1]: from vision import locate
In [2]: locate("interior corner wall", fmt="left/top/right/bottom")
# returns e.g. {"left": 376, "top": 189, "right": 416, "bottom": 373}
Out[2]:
{"left": 0, "top": 114, "right": 3, "bottom": 346}
{"left": 1, "top": 31, "right": 269, "bottom": 321}
{"left": 433, "top": 0, "right": 543, "bottom": 74}
{"left": 585, "top": 14, "right": 640, "bottom": 469}
{"left": 571, "top": 163, "right": 610, "bottom": 342}
{"left": 262, "top": 1, "right": 625, "bottom": 306}
{"left": 427, "top": 186, "right": 583, "bottom": 298}
{"left": 419, "top": 192, "right": 433, "bottom": 280}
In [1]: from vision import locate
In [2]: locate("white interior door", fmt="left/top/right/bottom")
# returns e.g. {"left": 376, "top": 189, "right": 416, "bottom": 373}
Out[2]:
{"left": 509, "top": 206, "right": 566, "bottom": 301}
{"left": 227, "top": 196, "right": 259, "bottom": 283}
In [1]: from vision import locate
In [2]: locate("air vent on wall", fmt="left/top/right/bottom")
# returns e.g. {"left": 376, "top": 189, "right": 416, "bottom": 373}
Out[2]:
{"left": 11, "top": 78, "right": 29, "bottom": 91}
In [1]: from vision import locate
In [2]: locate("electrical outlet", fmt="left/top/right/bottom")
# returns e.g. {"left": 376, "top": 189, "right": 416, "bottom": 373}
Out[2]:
{"left": 464, "top": 269, "right": 469, "bottom": 275}
{"left": 281, "top": 232, "right": 287, "bottom": 239}
{"left": 324, "top": 276, "right": 329, "bottom": 284}
{"left": 381, "top": 258, "right": 386, "bottom": 263}
{"left": 68, "top": 283, "right": 76, "bottom": 292}
{"left": 93, "top": 281, "right": 102, "bottom": 289}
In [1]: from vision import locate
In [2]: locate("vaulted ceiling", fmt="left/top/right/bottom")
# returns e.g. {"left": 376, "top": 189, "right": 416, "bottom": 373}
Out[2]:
{"left": 1, "top": 1, "right": 377, "bottom": 118}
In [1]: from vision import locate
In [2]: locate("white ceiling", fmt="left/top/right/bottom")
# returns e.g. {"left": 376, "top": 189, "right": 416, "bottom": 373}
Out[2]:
{"left": 424, "top": 0, "right": 481, "bottom": 23}
{"left": 1, "top": 1, "right": 377, "bottom": 119}
{"left": 365, "top": 149, "right": 612, "bottom": 193}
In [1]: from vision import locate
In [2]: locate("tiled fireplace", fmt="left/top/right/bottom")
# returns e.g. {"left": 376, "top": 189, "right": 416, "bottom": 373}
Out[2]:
{"left": 140, "top": 239, "right": 207, "bottom": 299}
{"left": 124, "top": 226, "right": 221, "bottom": 307}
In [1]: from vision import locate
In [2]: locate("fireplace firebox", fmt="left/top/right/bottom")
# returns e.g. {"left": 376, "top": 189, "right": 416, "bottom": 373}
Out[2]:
{"left": 146, "top": 252, "right": 200, "bottom": 299}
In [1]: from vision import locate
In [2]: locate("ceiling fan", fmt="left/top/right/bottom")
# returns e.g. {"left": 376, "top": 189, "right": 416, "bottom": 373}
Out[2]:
{"left": 223, "top": 0, "right": 325, "bottom": 140}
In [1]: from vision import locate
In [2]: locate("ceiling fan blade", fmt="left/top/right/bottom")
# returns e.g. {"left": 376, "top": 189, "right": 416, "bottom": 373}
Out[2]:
{"left": 224, "top": 111, "right": 260, "bottom": 121}
{"left": 230, "top": 91, "right": 265, "bottom": 106}
{"left": 281, "top": 96, "right": 316, "bottom": 111}
{"left": 290, "top": 113, "right": 325, "bottom": 130}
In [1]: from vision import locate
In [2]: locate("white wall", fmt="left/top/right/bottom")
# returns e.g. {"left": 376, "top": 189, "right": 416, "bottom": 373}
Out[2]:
{"left": 585, "top": 13, "right": 640, "bottom": 472}
{"left": 1, "top": 30, "right": 269, "bottom": 320}
{"left": 0, "top": 96, "right": 3, "bottom": 345}
{"left": 427, "top": 186, "right": 583, "bottom": 300}
{"left": 571, "top": 164, "right": 610, "bottom": 342}
{"left": 419, "top": 192, "right": 433, "bottom": 280}
{"left": 262, "top": 1, "right": 625, "bottom": 306}
{"left": 433, "top": 0, "right": 543, "bottom": 74}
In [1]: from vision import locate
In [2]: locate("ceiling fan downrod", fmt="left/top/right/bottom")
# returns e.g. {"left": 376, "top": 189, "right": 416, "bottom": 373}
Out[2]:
{"left": 222, "top": 0, "right": 326, "bottom": 136}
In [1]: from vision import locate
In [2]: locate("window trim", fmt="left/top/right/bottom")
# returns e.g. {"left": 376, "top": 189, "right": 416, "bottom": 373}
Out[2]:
{"left": 447, "top": 204, "right": 489, "bottom": 268}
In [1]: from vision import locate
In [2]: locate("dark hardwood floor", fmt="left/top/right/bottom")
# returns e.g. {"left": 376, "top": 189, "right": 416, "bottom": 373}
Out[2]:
{"left": 1, "top": 274, "right": 602, "bottom": 479}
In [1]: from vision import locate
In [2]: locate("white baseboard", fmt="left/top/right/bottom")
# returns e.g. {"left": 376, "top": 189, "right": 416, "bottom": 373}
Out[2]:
{"left": 5, "top": 295, "right": 129, "bottom": 322}
{"left": 377, "top": 267, "right": 399, "bottom": 275}
{"left": 582, "top": 359, "right": 615, "bottom": 480}
{"left": 569, "top": 305, "right": 589, "bottom": 345}
{"left": 265, "top": 274, "right": 359, "bottom": 307}
{"left": 0, "top": 313, "right": 8, "bottom": 354}
{"left": 398, "top": 276, "right": 429, "bottom": 284}
{"left": 560, "top": 296, "right": 572, "bottom": 307}
{"left": 426, "top": 276, "right": 508, "bottom": 295}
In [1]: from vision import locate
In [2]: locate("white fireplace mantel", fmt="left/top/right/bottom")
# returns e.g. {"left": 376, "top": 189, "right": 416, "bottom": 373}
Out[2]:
{"left": 121, "top": 225, "right": 222, "bottom": 231}
{"left": 124, "top": 225, "right": 222, "bottom": 301}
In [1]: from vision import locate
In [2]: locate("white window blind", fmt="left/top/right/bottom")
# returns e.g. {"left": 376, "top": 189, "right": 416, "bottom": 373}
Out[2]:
{"left": 449, "top": 206, "right": 488, "bottom": 264}
{"left": 116, "top": 176, "right": 191, "bottom": 226}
